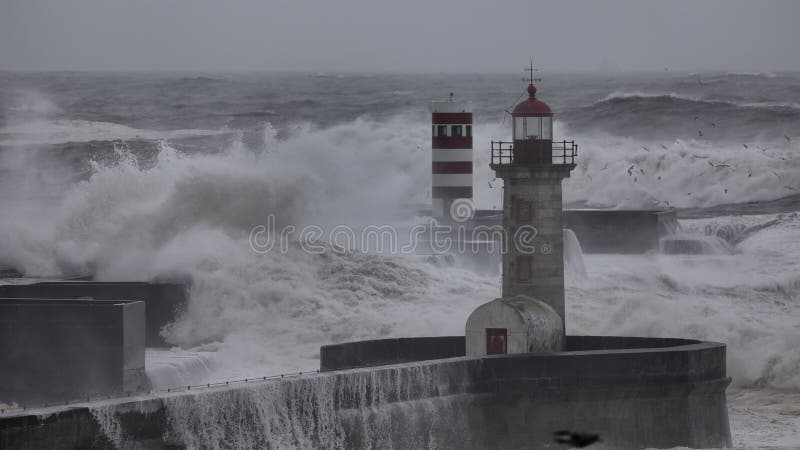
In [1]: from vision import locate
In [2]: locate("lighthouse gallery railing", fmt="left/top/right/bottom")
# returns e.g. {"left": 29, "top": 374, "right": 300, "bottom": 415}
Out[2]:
{"left": 490, "top": 140, "right": 577, "bottom": 166}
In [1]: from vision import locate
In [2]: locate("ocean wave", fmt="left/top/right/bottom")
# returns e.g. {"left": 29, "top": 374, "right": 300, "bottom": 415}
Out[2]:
{"left": 595, "top": 90, "right": 800, "bottom": 112}
{"left": 0, "top": 119, "right": 226, "bottom": 146}
{"left": 561, "top": 90, "right": 800, "bottom": 142}
{"left": 0, "top": 115, "right": 798, "bottom": 392}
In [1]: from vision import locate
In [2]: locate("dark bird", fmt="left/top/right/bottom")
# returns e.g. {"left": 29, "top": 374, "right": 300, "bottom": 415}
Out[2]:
{"left": 743, "top": 144, "right": 749, "bottom": 149}
{"left": 758, "top": 146, "right": 769, "bottom": 152}
{"left": 658, "top": 175, "right": 662, "bottom": 181}
{"left": 601, "top": 162, "right": 609, "bottom": 170}
{"left": 786, "top": 186, "right": 797, "bottom": 191}
{"left": 710, "top": 122, "right": 717, "bottom": 127}
{"left": 634, "top": 177, "right": 637, "bottom": 182}
{"left": 687, "top": 192, "right": 692, "bottom": 195}
{"left": 640, "top": 168, "right": 645, "bottom": 175}
{"left": 725, "top": 188, "right": 728, "bottom": 194}
{"left": 694, "top": 115, "right": 699, "bottom": 121}
{"left": 554, "top": 431, "right": 601, "bottom": 448}
{"left": 641, "top": 145, "right": 650, "bottom": 152}
{"left": 627, "top": 165, "right": 635, "bottom": 176}
{"left": 661, "top": 144, "right": 668, "bottom": 150}
{"left": 786, "top": 135, "right": 792, "bottom": 142}
{"left": 698, "top": 130, "right": 704, "bottom": 137}
{"left": 748, "top": 173, "right": 753, "bottom": 177}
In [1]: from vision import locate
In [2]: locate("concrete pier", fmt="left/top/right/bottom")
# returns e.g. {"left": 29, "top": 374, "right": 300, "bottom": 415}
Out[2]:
{"left": 1, "top": 336, "right": 731, "bottom": 450}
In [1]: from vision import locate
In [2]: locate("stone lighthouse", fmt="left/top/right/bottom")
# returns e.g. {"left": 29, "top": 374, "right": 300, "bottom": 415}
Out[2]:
{"left": 466, "top": 68, "right": 577, "bottom": 356}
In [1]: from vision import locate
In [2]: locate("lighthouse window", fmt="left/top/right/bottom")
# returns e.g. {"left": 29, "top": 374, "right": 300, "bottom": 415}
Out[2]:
{"left": 466, "top": 125, "right": 472, "bottom": 137}
{"left": 516, "top": 256, "right": 532, "bottom": 283}
{"left": 516, "top": 199, "right": 532, "bottom": 223}
{"left": 451, "top": 125, "right": 463, "bottom": 137}
{"left": 526, "top": 117, "right": 541, "bottom": 139}
{"left": 437, "top": 125, "right": 448, "bottom": 136}
{"left": 514, "top": 117, "right": 525, "bottom": 139}
{"left": 541, "top": 117, "right": 552, "bottom": 140}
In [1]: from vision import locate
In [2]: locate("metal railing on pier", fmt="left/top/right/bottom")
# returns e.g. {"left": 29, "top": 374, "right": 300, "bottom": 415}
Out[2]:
{"left": 0, "top": 369, "right": 321, "bottom": 416}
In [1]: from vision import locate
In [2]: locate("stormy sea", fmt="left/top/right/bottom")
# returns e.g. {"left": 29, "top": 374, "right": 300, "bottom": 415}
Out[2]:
{"left": 1, "top": 71, "right": 799, "bottom": 448}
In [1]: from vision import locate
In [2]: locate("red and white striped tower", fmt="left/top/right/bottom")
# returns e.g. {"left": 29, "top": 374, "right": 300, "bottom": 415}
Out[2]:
{"left": 431, "top": 95, "right": 473, "bottom": 219}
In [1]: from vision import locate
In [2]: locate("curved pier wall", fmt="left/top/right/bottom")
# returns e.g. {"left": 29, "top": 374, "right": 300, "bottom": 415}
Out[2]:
{"left": 320, "top": 335, "right": 702, "bottom": 371}
{"left": 0, "top": 336, "right": 731, "bottom": 450}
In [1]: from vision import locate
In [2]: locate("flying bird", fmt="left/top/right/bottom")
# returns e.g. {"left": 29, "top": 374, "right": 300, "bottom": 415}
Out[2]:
{"left": 661, "top": 144, "right": 668, "bottom": 150}
{"left": 742, "top": 144, "right": 749, "bottom": 149}
{"left": 627, "top": 165, "right": 635, "bottom": 176}
{"left": 786, "top": 135, "right": 792, "bottom": 142}
{"left": 698, "top": 130, "right": 704, "bottom": 137}
{"left": 601, "top": 162, "right": 609, "bottom": 170}
{"left": 641, "top": 145, "right": 650, "bottom": 152}
{"left": 785, "top": 186, "right": 796, "bottom": 191}
{"left": 554, "top": 431, "right": 601, "bottom": 448}
{"left": 710, "top": 122, "right": 717, "bottom": 127}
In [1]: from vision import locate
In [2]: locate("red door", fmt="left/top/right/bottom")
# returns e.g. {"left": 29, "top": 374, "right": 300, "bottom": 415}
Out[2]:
{"left": 486, "top": 328, "right": 508, "bottom": 355}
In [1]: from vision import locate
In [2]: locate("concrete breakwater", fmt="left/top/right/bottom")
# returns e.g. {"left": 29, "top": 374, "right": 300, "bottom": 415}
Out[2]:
{"left": 0, "top": 336, "right": 731, "bottom": 450}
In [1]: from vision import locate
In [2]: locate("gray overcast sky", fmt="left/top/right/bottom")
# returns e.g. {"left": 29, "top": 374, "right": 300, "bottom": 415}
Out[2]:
{"left": 1, "top": 0, "right": 799, "bottom": 72}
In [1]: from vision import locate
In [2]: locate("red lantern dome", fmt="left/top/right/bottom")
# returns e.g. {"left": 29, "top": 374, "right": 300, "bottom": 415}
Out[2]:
{"left": 512, "top": 84, "right": 553, "bottom": 116}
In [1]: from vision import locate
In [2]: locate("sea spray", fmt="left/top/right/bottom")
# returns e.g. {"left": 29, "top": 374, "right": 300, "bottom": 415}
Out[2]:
{"left": 91, "top": 364, "right": 472, "bottom": 450}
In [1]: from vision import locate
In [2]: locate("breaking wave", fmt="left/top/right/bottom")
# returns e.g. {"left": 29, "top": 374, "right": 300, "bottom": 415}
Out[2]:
{"left": 562, "top": 91, "right": 800, "bottom": 141}
{"left": 0, "top": 111, "right": 797, "bottom": 392}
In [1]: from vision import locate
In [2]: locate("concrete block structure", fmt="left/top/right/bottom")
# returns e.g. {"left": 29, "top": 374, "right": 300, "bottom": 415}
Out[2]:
{"left": 0, "top": 282, "right": 187, "bottom": 347}
{"left": 465, "top": 295, "right": 562, "bottom": 356}
{"left": 563, "top": 209, "right": 679, "bottom": 253}
{"left": 0, "top": 298, "right": 146, "bottom": 405}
